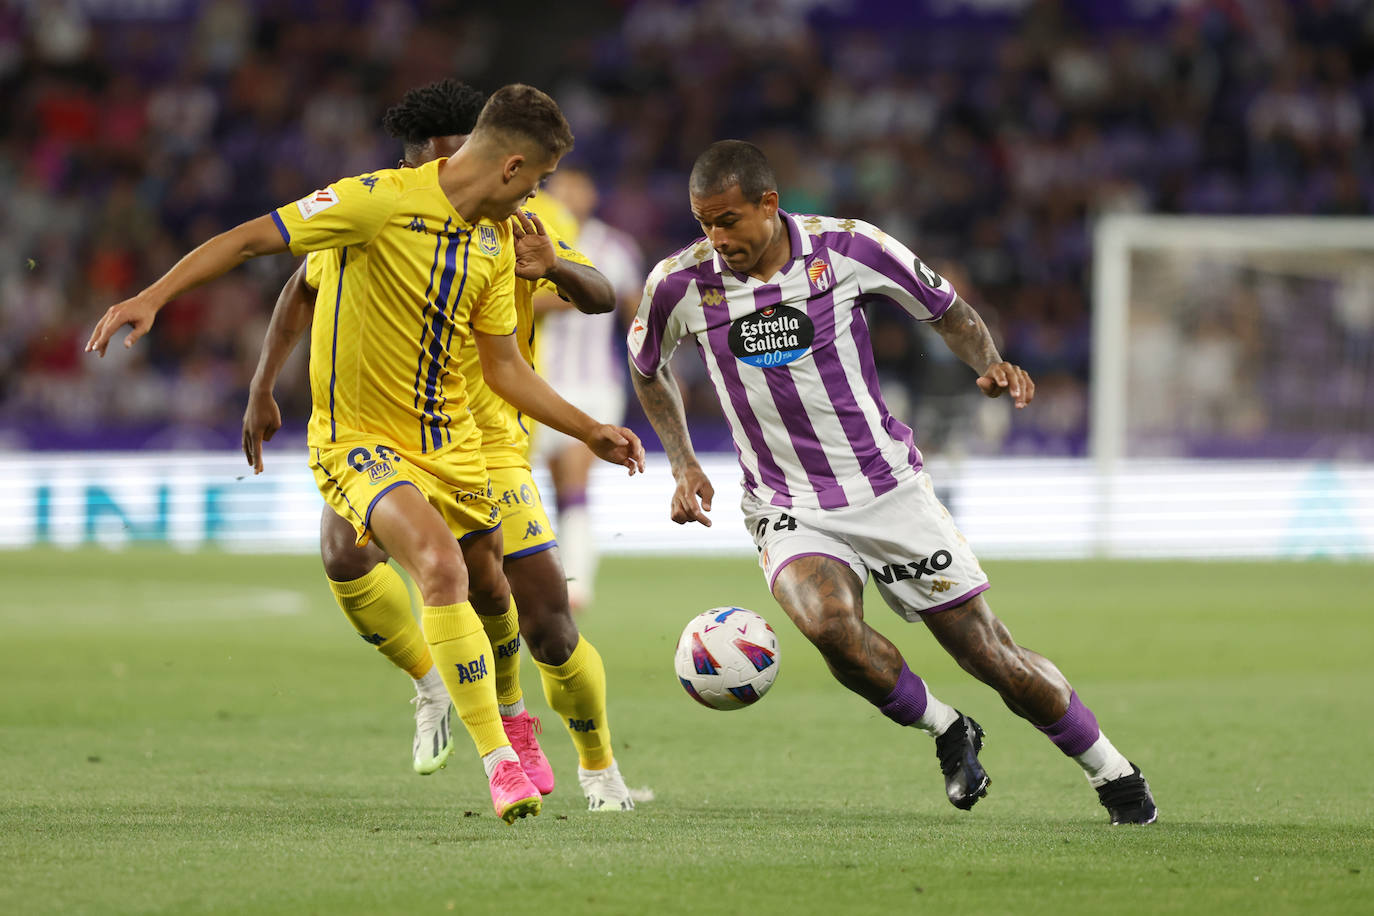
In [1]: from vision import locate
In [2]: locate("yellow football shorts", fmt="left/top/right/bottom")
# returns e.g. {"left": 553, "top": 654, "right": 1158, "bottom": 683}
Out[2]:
{"left": 487, "top": 463, "right": 557, "bottom": 559}
{"left": 310, "top": 441, "right": 500, "bottom": 548}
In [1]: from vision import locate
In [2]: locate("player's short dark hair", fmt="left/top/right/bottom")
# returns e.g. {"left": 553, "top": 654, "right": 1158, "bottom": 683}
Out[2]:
{"left": 382, "top": 78, "right": 486, "bottom": 151}
{"left": 689, "top": 140, "right": 777, "bottom": 202}
{"left": 471, "top": 83, "right": 575, "bottom": 159}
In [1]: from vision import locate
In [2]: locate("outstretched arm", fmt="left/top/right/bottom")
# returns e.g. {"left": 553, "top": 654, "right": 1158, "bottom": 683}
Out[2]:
{"left": 86, "top": 214, "right": 288, "bottom": 355}
{"left": 928, "top": 295, "right": 1035, "bottom": 408}
{"left": 476, "top": 330, "right": 645, "bottom": 474}
{"left": 242, "top": 261, "right": 317, "bottom": 473}
{"left": 629, "top": 360, "right": 714, "bottom": 527}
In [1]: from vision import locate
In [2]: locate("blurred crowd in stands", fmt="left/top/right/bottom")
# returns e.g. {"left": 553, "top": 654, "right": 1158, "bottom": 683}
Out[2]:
{"left": 1, "top": 0, "right": 1371, "bottom": 456}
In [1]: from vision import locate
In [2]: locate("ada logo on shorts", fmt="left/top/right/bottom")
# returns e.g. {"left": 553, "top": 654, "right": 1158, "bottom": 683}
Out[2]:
{"left": 728, "top": 305, "right": 814, "bottom": 368}
{"left": 347, "top": 445, "right": 399, "bottom": 485}
{"left": 479, "top": 224, "right": 500, "bottom": 256}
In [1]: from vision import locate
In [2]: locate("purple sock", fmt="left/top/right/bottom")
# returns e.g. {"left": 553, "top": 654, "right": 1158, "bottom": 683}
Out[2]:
{"left": 876, "top": 662, "right": 929, "bottom": 726}
{"left": 1037, "top": 691, "right": 1100, "bottom": 756}
{"left": 559, "top": 488, "right": 588, "bottom": 512}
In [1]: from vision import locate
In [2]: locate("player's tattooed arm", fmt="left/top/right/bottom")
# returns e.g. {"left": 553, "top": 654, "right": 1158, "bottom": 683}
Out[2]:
{"left": 929, "top": 295, "right": 1035, "bottom": 408}
{"left": 243, "top": 261, "right": 317, "bottom": 473}
{"left": 929, "top": 296, "right": 1001, "bottom": 373}
{"left": 630, "top": 360, "right": 714, "bottom": 525}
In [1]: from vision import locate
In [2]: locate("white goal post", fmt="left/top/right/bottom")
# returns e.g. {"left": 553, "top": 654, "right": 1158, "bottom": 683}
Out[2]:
{"left": 1088, "top": 214, "right": 1374, "bottom": 556}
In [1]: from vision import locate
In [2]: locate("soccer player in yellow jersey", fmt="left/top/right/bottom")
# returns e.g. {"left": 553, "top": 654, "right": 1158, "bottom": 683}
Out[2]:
{"left": 86, "top": 84, "right": 645, "bottom": 825}
{"left": 242, "top": 80, "right": 638, "bottom": 811}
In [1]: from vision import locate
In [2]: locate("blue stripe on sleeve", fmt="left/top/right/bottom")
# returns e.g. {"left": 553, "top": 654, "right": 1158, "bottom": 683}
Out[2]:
{"left": 271, "top": 210, "right": 291, "bottom": 245}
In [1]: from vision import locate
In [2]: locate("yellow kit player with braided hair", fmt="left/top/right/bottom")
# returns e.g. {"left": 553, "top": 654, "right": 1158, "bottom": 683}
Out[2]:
{"left": 87, "top": 84, "right": 645, "bottom": 824}
{"left": 243, "top": 79, "right": 640, "bottom": 812}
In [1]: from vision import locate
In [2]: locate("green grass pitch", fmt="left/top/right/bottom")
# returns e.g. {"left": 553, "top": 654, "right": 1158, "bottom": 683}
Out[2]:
{"left": 1, "top": 549, "right": 1371, "bottom": 915}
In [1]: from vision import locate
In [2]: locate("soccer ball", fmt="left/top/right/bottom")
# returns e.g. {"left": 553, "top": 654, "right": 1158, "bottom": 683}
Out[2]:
{"left": 673, "top": 607, "right": 780, "bottom": 710}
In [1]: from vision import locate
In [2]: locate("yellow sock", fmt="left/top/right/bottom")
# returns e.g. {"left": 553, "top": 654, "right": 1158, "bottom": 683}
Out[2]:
{"left": 478, "top": 602, "right": 523, "bottom": 708}
{"left": 422, "top": 601, "right": 508, "bottom": 757}
{"left": 535, "top": 636, "right": 613, "bottom": 770}
{"left": 329, "top": 564, "right": 432, "bottom": 679}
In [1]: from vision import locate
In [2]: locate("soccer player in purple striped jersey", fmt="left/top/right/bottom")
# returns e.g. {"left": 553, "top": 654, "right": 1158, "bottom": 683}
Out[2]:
{"left": 629, "top": 141, "right": 1156, "bottom": 825}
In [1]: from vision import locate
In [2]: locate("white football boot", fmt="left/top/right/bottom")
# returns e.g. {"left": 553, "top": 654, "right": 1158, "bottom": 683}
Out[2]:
{"left": 578, "top": 760, "right": 635, "bottom": 811}
{"left": 410, "top": 690, "right": 454, "bottom": 775}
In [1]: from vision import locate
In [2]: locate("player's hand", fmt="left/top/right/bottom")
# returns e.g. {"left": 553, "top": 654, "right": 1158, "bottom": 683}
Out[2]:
{"left": 242, "top": 387, "right": 282, "bottom": 474}
{"left": 976, "top": 361, "right": 1035, "bottom": 408}
{"left": 511, "top": 210, "right": 556, "bottom": 280}
{"left": 85, "top": 294, "right": 159, "bottom": 356}
{"left": 670, "top": 464, "right": 714, "bottom": 527}
{"left": 586, "top": 424, "right": 646, "bottom": 475}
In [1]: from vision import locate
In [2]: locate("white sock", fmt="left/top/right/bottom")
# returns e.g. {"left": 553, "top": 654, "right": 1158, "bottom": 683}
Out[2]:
{"left": 498, "top": 699, "right": 526, "bottom": 718}
{"left": 560, "top": 504, "right": 595, "bottom": 605}
{"left": 481, "top": 745, "right": 519, "bottom": 779}
{"left": 578, "top": 759, "right": 617, "bottom": 778}
{"left": 1073, "top": 733, "right": 1133, "bottom": 787}
{"left": 414, "top": 666, "right": 446, "bottom": 698}
{"left": 916, "top": 695, "right": 960, "bottom": 739}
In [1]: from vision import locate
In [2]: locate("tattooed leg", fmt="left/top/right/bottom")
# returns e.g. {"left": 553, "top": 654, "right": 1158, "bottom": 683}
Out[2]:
{"left": 771, "top": 555, "right": 903, "bottom": 703}
{"left": 921, "top": 592, "right": 1071, "bottom": 726}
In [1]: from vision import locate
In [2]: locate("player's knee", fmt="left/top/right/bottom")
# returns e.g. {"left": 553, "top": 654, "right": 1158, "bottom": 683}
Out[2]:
{"left": 410, "top": 543, "right": 467, "bottom": 605}
{"left": 805, "top": 611, "right": 864, "bottom": 662}
{"left": 519, "top": 604, "right": 578, "bottom": 664}
{"left": 321, "top": 541, "right": 383, "bottom": 582}
{"left": 467, "top": 571, "right": 511, "bottom": 615}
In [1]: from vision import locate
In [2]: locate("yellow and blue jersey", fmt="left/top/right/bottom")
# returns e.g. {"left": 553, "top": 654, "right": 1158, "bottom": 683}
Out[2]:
{"left": 273, "top": 158, "right": 516, "bottom": 455}
{"left": 459, "top": 192, "right": 594, "bottom": 470}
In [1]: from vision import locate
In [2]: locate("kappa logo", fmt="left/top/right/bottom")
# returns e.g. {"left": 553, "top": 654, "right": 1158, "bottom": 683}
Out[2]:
{"left": 806, "top": 257, "right": 834, "bottom": 292}
{"left": 296, "top": 187, "right": 340, "bottom": 220}
{"left": 479, "top": 224, "right": 500, "bottom": 256}
{"left": 701, "top": 288, "right": 725, "bottom": 307}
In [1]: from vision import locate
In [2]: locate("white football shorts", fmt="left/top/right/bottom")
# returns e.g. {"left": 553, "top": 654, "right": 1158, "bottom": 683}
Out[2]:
{"left": 741, "top": 472, "right": 989, "bottom": 621}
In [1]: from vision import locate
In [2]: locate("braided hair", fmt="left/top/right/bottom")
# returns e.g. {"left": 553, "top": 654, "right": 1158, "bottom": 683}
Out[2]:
{"left": 382, "top": 79, "right": 486, "bottom": 155}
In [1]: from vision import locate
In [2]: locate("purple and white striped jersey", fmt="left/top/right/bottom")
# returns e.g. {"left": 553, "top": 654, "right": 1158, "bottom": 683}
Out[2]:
{"left": 628, "top": 211, "right": 956, "bottom": 511}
